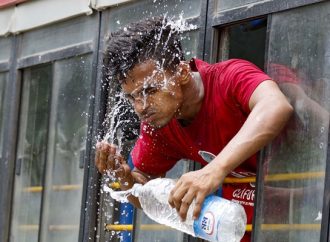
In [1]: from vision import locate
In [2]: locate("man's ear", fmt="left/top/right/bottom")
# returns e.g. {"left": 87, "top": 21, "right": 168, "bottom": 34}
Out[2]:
{"left": 177, "top": 61, "right": 191, "bottom": 85}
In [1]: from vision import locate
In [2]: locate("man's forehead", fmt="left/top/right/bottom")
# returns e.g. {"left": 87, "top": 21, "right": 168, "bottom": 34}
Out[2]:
{"left": 128, "top": 60, "right": 162, "bottom": 79}
{"left": 123, "top": 60, "right": 168, "bottom": 86}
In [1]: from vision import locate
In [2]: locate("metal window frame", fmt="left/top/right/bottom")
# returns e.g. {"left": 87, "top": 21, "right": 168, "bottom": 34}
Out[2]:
{"left": 0, "top": 35, "right": 21, "bottom": 242}
{"left": 211, "top": 0, "right": 327, "bottom": 26}
{"left": 93, "top": 1, "right": 210, "bottom": 241}
{"left": 79, "top": 11, "right": 105, "bottom": 242}
{"left": 0, "top": 62, "right": 9, "bottom": 72}
{"left": 204, "top": 0, "right": 328, "bottom": 63}
{"left": 206, "top": 1, "right": 330, "bottom": 242}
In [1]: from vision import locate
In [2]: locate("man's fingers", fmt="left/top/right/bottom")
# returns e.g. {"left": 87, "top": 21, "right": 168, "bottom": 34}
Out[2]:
{"left": 168, "top": 180, "right": 182, "bottom": 208}
{"left": 114, "top": 164, "right": 130, "bottom": 178}
{"left": 178, "top": 191, "right": 195, "bottom": 221}
{"left": 193, "top": 192, "right": 205, "bottom": 220}
{"left": 169, "top": 182, "right": 189, "bottom": 213}
{"left": 131, "top": 170, "right": 149, "bottom": 184}
{"left": 95, "top": 142, "right": 111, "bottom": 173}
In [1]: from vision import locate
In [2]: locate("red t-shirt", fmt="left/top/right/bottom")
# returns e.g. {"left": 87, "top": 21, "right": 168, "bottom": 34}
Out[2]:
{"left": 132, "top": 58, "right": 271, "bottom": 241}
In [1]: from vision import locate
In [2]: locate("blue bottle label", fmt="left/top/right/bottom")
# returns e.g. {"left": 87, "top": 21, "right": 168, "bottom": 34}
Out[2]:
{"left": 193, "top": 196, "right": 220, "bottom": 241}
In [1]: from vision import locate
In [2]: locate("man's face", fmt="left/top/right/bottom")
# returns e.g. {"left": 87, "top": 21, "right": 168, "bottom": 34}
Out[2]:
{"left": 121, "top": 60, "right": 184, "bottom": 128}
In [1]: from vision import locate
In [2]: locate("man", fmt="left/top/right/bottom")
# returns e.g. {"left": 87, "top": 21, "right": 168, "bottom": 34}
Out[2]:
{"left": 95, "top": 17, "right": 293, "bottom": 241}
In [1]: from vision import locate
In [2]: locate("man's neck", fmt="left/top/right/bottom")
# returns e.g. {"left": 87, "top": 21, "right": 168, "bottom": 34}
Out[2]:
{"left": 176, "top": 72, "right": 204, "bottom": 123}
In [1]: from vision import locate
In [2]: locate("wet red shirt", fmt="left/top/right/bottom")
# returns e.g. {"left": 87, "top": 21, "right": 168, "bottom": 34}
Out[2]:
{"left": 132, "top": 58, "right": 271, "bottom": 241}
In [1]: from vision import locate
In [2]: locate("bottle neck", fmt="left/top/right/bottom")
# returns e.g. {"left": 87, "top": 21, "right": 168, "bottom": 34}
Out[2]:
{"left": 131, "top": 183, "right": 143, "bottom": 197}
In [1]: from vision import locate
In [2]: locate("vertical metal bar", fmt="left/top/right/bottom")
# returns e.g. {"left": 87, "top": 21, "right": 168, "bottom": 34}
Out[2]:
{"left": 320, "top": 128, "right": 330, "bottom": 242}
{"left": 252, "top": 14, "right": 272, "bottom": 242}
{"left": 0, "top": 35, "right": 22, "bottom": 242}
{"left": 15, "top": 157, "right": 22, "bottom": 175}
{"left": 79, "top": 149, "right": 86, "bottom": 169}
{"left": 202, "top": 0, "right": 214, "bottom": 63}
{"left": 38, "top": 64, "right": 54, "bottom": 242}
{"left": 80, "top": 11, "right": 104, "bottom": 242}
{"left": 195, "top": 0, "right": 209, "bottom": 61}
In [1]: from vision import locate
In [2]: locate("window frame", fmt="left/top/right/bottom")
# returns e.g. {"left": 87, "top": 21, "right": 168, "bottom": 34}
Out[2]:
{"left": 0, "top": 13, "right": 103, "bottom": 242}
{"left": 206, "top": 1, "right": 330, "bottom": 242}
{"left": 96, "top": 1, "right": 210, "bottom": 242}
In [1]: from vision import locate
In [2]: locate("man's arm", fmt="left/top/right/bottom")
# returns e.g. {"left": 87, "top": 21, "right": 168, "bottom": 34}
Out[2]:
{"left": 168, "top": 80, "right": 293, "bottom": 221}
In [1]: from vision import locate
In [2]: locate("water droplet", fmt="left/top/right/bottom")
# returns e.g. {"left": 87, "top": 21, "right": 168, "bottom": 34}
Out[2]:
{"left": 319, "top": 142, "right": 324, "bottom": 149}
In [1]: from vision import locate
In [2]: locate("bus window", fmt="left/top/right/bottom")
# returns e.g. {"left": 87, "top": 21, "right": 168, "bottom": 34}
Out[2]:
{"left": 254, "top": 2, "right": 330, "bottom": 242}
{"left": 218, "top": 18, "right": 267, "bottom": 70}
{"left": 10, "top": 64, "right": 52, "bottom": 242}
{"left": 10, "top": 54, "right": 93, "bottom": 242}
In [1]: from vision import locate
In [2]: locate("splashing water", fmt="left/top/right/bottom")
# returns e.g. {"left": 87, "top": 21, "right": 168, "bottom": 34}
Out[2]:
{"left": 103, "top": 184, "right": 132, "bottom": 203}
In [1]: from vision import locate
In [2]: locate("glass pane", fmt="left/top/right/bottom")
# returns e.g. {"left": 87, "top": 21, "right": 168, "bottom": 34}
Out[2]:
{"left": 108, "top": 0, "right": 202, "bottom": 32}
{"left": 39, "top": 55, "right": 93, "bottom": 242}
{"left": 217, "top": 0, "right": 264, "bottom": 11}
{"left": 0, "top": 37, "right": 11, "bottom": 63}
{"left": 10, "top": 65, "right": 52, "bottom": 242}
{"left": 0, "top": 72, "right": 8, "bottom": 155}
{"left": 19, "top": 15, "right": 97, "bottom": 58}
{"left": 219, "top": 18, "right": 267, "bottom": 69}
{"left": 255, "top": 2, "right": 330, "bottom": 242}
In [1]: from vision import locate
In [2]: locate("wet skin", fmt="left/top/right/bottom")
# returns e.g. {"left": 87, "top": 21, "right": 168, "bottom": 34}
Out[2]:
{"left": 95, "top": 58, "right": 294, "bottom": 222}
{"left": 121, "top": 60, "right": 190, "bottom": 128}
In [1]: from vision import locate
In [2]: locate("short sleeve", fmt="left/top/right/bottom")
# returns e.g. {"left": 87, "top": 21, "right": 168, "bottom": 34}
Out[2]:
{"left": 223, "top": 59, "right": 272, "bottom": 113}
{"left": 131, "top": 123, "right": 179, "bottom": 175}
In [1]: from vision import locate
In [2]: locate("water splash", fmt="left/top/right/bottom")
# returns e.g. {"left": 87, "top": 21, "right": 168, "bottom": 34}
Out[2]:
{"left": 103, "top": 184, "right": 132, "bottom": 203}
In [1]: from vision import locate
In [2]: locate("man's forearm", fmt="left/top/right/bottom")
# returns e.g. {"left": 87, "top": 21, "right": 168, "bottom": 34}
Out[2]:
{"left": 205, "top": 93, "right": 293, "bottom": 181}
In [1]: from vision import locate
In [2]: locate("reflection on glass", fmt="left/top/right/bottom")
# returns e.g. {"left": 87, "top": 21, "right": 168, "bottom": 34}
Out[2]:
{"left": 217, "top": 0, "right": 263, "bottom": 11}
{"left": 255, "top": 3, "right": 330, "bottom": 242}
{"left": 0, "top": 72, "right": 8, "bottom": 155}
{"left": 10, "top": 65, "right": 52, "bottom": 242}
{"left": 39, "top": 55, "right": 93, "bottom": 242}
{"left": 109, "top": 0, "right": 202, "bottom": 31}
{"left": 134, "top": 160, "right": 190, "bottom": 242}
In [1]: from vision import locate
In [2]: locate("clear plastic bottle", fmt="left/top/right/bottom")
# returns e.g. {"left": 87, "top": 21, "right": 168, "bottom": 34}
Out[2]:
{"left": 131, "top": 178, "right": 247, "bottom": 242}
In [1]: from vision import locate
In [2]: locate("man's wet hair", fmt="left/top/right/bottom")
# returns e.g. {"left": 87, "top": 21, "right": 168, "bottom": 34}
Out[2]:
{"left": 103, "top": 16, "right": 185, "bottom": 84}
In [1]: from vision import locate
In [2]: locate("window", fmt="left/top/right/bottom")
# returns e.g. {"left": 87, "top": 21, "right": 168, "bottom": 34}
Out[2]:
{"left": 254, "top": 2, "right": 330, "bottom": 242}
{"left": 99, "top": 1, "right": 204, "bottom": 241}
{"left": 10, "top": 55, "right": 93, "bottom": 242}
{"left": 218, "top": 18, "right": 267, "bottom": 69}
{"left": 10, "top": 64, "right": 52, "bottom": 242}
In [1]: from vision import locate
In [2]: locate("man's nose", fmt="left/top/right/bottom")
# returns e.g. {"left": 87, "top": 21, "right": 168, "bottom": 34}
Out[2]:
{"left": 134, "top": 99, "right": 149, "bottom": 115}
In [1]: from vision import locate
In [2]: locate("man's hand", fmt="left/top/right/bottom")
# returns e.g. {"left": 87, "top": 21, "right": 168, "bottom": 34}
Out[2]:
{"left": 168, "top": 167, "right": 223, "bottom": 221}
{"left": 95, "top": 141, "right": 122, "bottom": 174}
{"left": 95, "top": 141, "right": 150, "bottom": 189}
{"left": 95, "top": 141, "right": 134, "bottom": 188}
